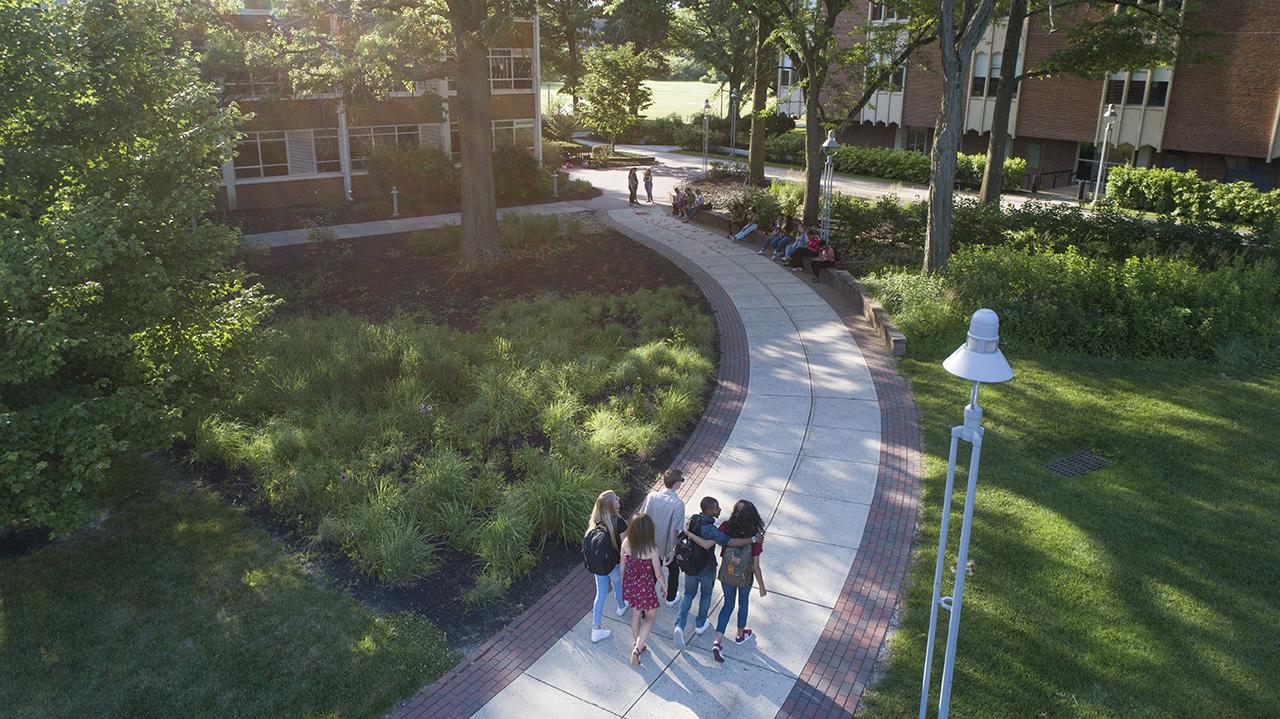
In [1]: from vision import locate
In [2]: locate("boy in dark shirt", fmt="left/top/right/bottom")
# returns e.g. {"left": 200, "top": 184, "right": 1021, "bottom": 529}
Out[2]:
{"left": 673, "top": 497, "right": 762, "bottom": 645}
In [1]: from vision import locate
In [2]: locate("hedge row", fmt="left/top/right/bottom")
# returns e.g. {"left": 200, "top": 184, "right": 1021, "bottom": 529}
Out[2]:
{"left": 762, "top": 133, "right": 1025, "bottom": 191}
{"left": 1107, "top": 165, "right": 1280, "bottom": 240}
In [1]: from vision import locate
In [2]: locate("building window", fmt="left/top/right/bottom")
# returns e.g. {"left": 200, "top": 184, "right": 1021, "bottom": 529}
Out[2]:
{"left": 907, "top": 126, "right": 929, "bottom": 154}
{"left": 1147, "top": 80, "right": 1169, "bottom": 107}
{"left": 492, "top": 119, "right": 536, "bottom": 150}
{"left": 233, "top": 131, "right": 288, "bottom": 178}
{"left": 869, "top": 3, "right": 903, "bottom": 22}
{"left": 1161, "top": 151, "right": 1187, "bottom": 171}
{"left": 347, "top": 125, "right": 421, "bottom": 171}
{"left": 489, "top": 49, "right": 534, "bottom": 91}
{"left": 222, "top": 71, "right": 280, "bottom": 98}
{"left": 987, "top": 53, "right": 1002, "bottom": 97}
{"left": 779, "top": 63, "right": 796, "bottom": 89}
{"left": 1105, "top": 75, "right": 1125, "bottom": 105}
{"left": 313, "top": 128, "right": 341, "bottom": 173}
{"left": 971, "top": 53, "right": 988, "bottom": 97}
{"left": 1024, "top": 142, "right": 1041, "bottom": 170}
{"left": 450, "top": 122, "right": 461, "bottom": 160}
{"left": 1125, "top": 70, "right": 1147, "bottom": 106}
{"left": 889, "top": 64, "right": 905, "bottom": 91}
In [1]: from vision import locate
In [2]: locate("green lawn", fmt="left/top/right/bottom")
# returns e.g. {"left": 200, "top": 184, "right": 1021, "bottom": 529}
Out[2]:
{"left": 542, "top": 80, "right": 729, "bottom": 120}
{"left": 859, "top": 353, "right": 1280, "bottom": 717}
{"left": 0, "top": 455, "right": 455, "bottom": 719}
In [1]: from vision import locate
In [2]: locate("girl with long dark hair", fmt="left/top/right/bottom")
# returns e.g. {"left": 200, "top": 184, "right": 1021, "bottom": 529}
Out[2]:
{"left": 621, "top": 512, "right": 667, "bottom": 666}
{"left": 712, "top": 500, "right": 767, "bottom": 663}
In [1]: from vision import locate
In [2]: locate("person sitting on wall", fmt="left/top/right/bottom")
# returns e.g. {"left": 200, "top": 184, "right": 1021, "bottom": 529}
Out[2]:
{"left": 759, "top": 215, "right": 794, "bottom": 256}
{"left": 672, "top": 187, "right": 688, "bottom": 217}
{"left": 684, "top": 191, "right": 709, "bottom": 222}
{"left": 729, "top": 209, "right": 759, "bottom": 242}
{"left": 809, "top": 240, "right": 837, "bottom": 282}
{"left": 786, "top": 228, "right": 822, "bottom": 270}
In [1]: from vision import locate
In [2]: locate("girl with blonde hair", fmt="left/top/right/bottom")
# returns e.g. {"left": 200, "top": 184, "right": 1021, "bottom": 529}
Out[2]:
{"left": 620, "top": 512, "right": 666, "bottom": 665}
{"left": 583, "top": 490, "right": 628, "bottom": 643}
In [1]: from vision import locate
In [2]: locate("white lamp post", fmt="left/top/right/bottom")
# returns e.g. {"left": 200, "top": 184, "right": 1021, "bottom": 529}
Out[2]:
{"left": 1092, "top": 103, "right": 1118, "bottom": 206}
{"left": 820, "top": 130, "right": 839, "bottom": 244}
{"left": 918, "top": 309, "right": 1014, "bottom": 719}
{"left": 702, "top": 98, "right": 711, "bottom": 176}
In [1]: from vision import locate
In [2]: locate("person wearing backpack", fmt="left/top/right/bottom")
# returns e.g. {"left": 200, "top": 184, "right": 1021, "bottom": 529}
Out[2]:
{"left": 583, "top": 490, "right": 630, "bottom": 643}
{"left": 712, "top": 500, "right": 768, "bottom": 663}
{"left": 620, "top": 513, "right": 666, "bottom": 666}
{"left": 672, "top": 497, "right": 761, "bottom": 647}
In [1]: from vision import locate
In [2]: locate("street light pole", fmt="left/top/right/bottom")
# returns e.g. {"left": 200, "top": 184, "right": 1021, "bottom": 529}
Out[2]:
{"left": 918, "top": 309, "right": 1014, "bottom": 719}
{"left": 1093, "top": 103, "right": 1118, "bottom": 206}
{"left": 702, "top": 98, "right": 711, "bottom": 176}
{"left": 820, "top": 130, "right": 839, "bottom": 245}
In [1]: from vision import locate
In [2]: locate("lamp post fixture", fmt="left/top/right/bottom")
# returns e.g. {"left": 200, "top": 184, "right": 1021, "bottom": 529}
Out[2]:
{"left": 702, "top": 98, "right": 711, "bottom": 176}
{"left": 729, "top": 89, "right": 739, "bottom": 162}
{"left": 918, "top": 309, "right": 1014, "bottom": 719}
{"left": 1093, "top": 103, "right": 1118, "bottom": 206}
{"left": 820, "top": 130, "right": 839, "bottom": 245}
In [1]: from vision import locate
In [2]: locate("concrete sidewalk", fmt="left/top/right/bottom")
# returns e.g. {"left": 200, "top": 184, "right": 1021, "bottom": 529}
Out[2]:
{"left": 462, "top": 207, "right": 884, "bottom": 719}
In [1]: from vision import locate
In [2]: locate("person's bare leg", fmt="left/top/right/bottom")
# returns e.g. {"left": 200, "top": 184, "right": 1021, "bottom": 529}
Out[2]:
{"left": 637, "top": 607, "right": 658, "bottom": 654}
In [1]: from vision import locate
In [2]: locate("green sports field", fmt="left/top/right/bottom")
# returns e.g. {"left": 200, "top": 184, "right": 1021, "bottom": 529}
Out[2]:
{"left": 541, "top": 80, "right": 731, "bottom": 120}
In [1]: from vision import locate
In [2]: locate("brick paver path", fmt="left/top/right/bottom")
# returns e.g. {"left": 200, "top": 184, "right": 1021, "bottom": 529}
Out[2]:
{"left": 393, "top": 206, "right": 921, "bottom": 719}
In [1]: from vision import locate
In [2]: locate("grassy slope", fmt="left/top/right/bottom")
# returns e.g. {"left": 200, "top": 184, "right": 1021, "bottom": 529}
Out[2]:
{"left": 543, "top": 80, "right": 727, "bottom": 119}
{"left": 0, "top": 456, "right": 456, "bottom": 719}
{"left": 859, "top": 355, "right": 1280, "bottom": 717}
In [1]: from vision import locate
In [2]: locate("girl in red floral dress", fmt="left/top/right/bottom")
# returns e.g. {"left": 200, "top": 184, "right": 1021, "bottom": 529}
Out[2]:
{"left": 620, "top": 512, "right": 666, "bottom": 666}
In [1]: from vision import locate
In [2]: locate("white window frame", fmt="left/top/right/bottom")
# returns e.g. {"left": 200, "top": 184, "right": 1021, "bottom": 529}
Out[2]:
{"left": 221, "top": 71, "right": 280, "bottom": 99}
{"left": 489, "top": 48, "right": 534, "bottom": 93}
{"left": 346, "top": 124, "right": 422, "bottom": 172}
{"left": 312, "top": 128, "right": 342, "bottom": 174}
{"left": 233, "top": 130, "right": 289, "bottom": 179}
{"left": 491, "top": 119, "right": 536, "bottom": 151}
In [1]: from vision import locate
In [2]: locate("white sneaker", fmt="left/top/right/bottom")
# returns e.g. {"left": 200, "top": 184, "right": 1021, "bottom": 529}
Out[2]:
{"left": 615, "top": 600, "right": 629, "bottom": 617}
{"left": 666, "top": 591, "right": 683, "bottom": 608}
{"left": 591, "top": 627, "right": 611, "bottom": 643}
{"left": 674, "top": 625, "right": 686, "bottom": 646}
{"left": 694, "top": 619, "right": 711, "bottom": 635}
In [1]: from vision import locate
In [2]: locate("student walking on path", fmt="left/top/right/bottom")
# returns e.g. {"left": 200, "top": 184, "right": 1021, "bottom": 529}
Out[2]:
{"left": 638, "top": 469, "right": 687, "bottom": 607}
{"left": 643, "top": 168, "right": 654, "bottom": 203}
{"left": 621, "top": 513, "right": 666, "bottom": 666}
{"left": 627, "top": 168, "right": 640, "bottom": 205}
{"left": 673, "top": 497, "right": 761, "bottom": 646}
{"left": 583, "top": 490, "right": 630, "bottom": 643}
{"left": 712, "top": 500, "right": 768, "bottom": 664}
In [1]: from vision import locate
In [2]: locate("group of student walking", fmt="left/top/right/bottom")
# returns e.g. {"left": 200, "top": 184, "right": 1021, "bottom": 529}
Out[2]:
{"left": 583, "top": 470, "right": 767, "bottom": 666}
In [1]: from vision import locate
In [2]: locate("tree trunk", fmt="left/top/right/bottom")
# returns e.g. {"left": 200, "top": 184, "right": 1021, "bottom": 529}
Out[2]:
{"left": 978, "top": 0, "right": 1027, "bottom": 204}
{"left": 924, "top": 76, "right": 963, "bottom": 274}
{"left": 802, "top": 75, "right": 823, "bottom": 227}
{"left": 454, "top": 33, "right": 502, "bottom": 265}
{"left": 747, "top": 14, "right": 772, "bottom": 187}
{"left": 567, "top": 26, "right": 581, "bottom": 110}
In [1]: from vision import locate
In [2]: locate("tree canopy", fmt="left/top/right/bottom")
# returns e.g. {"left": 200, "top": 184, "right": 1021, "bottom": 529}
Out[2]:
{"left": 579, "top": 42, "right": 654, "bottom": 149}
{"left": 0, "top": 0, "right": 275, "bottom": 532}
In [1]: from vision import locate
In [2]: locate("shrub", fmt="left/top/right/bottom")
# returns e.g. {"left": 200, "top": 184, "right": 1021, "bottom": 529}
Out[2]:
{"left": 764, "top": 131, "right": 807, "bottom": 164}
{"left": 492, "top": 146, "right": 549, "bottom": 202}
{"left": 366, "top": 144, "right": 458, "bottom": 204}
{"left": 1107, "top": 165, "right": 1280, "bottom": 244}
{"left": 706, "top": 160, "right": 747, "bottom": 181}
{"left": 946, "top": 245, "right": 1280, "bottom": 359}
{"left": 725, "top": 186, "right": 780, "bottom": 229}
{"left": 542, "top": 140, "right": 578, "bottom": 167}
{"left": 542, "top": 109, "right": 579, "bottom": 142}
{"left": 833, "top": 146, "right": 931, "bottom": 183}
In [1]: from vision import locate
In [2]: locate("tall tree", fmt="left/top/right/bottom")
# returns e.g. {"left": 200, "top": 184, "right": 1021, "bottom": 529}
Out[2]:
{"left": 579, "top": 42, "right": 654, "bottom": 150}
{"left": 601, "top": 0, "right": 672, "bottom": 51}
{"left": 746, "top": 10, "right": 774, "bottom": 186}
{"left": 764, "top": 0, "right": 935, "bottom": 225}
{"left": 670, "top": 0, "right": 756, "bottom": 112}
{"left": 978, "top": 0, "right": 1189, "bottom": 203}
{"left": 922, "top": 0, "right": 997, "bottom": 274}
{"left": 1, "top": 0, "right": 274, "bottom": 532}
{"left": 540, "top": 0, "right": 599, "bottom": 109}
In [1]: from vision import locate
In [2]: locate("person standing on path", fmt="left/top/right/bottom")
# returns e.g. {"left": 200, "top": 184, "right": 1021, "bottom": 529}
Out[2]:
{"left": 673, "top": 497, "right": 761, "bottom": 646}
{"left": 643, "top": 168, "right": 654, "bottom": 203}
{"left": 621, "top": 513, "right": 666, "bottom": 666}
{"left": 627, "top": 168, "right": 639, "bottom": 205}
{"left": 712, "top": 500, "right": 768, "bottom": 664}
{"left": 583, "top": 490, "right": 630, "bottom": 643}
{"left": 638, "top": 469, "right": 686, "bottom": 608}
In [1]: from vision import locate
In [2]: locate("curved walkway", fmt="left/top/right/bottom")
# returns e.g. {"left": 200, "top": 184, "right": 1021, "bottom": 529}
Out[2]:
{"left": 394, "top": 206, "right": 920, "bottom": 719}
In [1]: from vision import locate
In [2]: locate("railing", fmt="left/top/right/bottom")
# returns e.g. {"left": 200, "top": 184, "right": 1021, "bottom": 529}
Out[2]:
{"left": 1025, "top": 168, "right": 1075, "bottom": 194}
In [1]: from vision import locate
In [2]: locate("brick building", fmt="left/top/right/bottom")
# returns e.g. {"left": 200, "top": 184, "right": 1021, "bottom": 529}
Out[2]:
{"left": 780, "top": 0, "right": 1280, "bottom": 191}
{"left": 216, "top": 3, "right": 541, "bottom": 211}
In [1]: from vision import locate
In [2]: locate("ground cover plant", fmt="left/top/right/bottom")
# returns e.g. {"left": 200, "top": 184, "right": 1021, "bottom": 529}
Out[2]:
{"left": 0, "top": 455, "right": 456, "bottom": 719}
{"left": 1107, "top": 164, "right": 1280, "bottom": 240}
{"left": 204, "top": 214, "right": 717, "bottom": 609}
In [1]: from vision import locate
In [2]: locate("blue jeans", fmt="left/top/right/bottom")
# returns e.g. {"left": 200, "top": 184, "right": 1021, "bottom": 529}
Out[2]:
{"left": 675, "top": 567, "right": 716, "bottom": 631}
{"left": 593, "top": 564, "right": 623, "bottom": 627}
{"left": 762, "top": 233, "right": 792, "bottom": 252}
{"left": 732, "top": 222, "right": 759, "bottom": 241}
{"left": 644, "top": 181, "right": 653, "bottom": 202}
{"left": 716, "top": 582, "right": 752, "bottom": 635}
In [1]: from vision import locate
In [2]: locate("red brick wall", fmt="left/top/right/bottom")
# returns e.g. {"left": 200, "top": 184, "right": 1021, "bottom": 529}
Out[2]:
{"left": 1012, "top": 137, "right": 1079, "bottom": 176}
{"left": 231, "top": 176, "right": 346, "bottom": 210}
{"left": 838, "top": 123, "right": 897, "bottom": 148}
{"left": 1014, "top": 12, "right": 1103, "bottom": 143}
{"left": 902, "top": 43, "right": 943, "bottom": 129}
{"left": 1161, "top": 0, "right": 1280, "bottom": 158}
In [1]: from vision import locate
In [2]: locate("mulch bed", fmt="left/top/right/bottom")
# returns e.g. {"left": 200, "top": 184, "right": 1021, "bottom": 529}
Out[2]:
{"left": 216, "top": 212, "right": 717, "bottom": 651}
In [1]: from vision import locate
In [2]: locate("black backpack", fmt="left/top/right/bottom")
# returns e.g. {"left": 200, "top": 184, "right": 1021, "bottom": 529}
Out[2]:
{"left": 582, "top": 520, "right": 620, "bottom": 575}
{"left": 673, "top": 516, "right": 712, "bottom": 576}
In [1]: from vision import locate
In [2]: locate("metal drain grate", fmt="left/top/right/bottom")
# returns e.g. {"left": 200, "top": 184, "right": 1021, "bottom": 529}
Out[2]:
{"left": 1046, "top": 451, "right": 1111, "bottom": 477}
